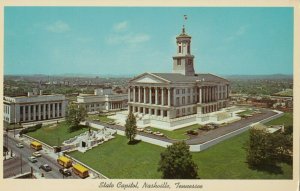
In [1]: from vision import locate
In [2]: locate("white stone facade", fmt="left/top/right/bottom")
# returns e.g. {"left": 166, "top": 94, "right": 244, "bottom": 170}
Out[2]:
{"left": 3, "top": 91, "right": 68, "bottom": 124}
{"left": 76, "top": 88, "right": 127, "bottom": 113}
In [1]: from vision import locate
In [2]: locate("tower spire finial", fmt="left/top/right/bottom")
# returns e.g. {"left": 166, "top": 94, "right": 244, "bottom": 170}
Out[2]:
{"left": 182, "top": 15, "right": 187, "bottom": 34}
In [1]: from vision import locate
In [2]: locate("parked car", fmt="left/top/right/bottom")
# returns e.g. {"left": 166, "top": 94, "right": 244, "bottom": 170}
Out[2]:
{"left": 32, "top": 151, "right": 42, "bottom": 157}
{"left": 16, "top": 143, "right": 24, "bottom": 148}
{"left": 107, "top": 121, "right": 115, "bottom": 125}
{"left": 144, "top": 129, "right": 153, "bottom": 134}
{"left": 28, "top": 156, "right": 37, "bottom": 163}
{"left": 39, "top": 164, "right": 52, "bottom": 172}
{"left": 59, "top": 168, "right": 72, "bottom": 176}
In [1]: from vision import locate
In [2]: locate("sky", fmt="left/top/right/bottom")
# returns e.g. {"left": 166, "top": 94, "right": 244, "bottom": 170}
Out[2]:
{"left": 4, "top": 7, "right": 293, "bottom": 76}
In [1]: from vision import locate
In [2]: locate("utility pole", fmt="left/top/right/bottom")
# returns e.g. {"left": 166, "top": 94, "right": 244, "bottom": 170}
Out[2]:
{"left": 14, "top": 102, "right": 16, "bottom": 137}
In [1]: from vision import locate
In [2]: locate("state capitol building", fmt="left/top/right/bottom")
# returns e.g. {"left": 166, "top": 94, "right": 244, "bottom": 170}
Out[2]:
{"left": 116, "top": 26, "right": 230, "bottom": 130}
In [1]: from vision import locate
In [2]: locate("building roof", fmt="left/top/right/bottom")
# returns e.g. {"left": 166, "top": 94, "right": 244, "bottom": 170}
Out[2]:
{"left": 151, "top": 73, "right": 229, "bottom": 84}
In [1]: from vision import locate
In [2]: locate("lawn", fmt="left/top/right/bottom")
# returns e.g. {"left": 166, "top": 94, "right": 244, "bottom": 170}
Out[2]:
{"left": 87, "top": 114, "right": 114, "bottom": 123}
{"left": 69, "top": 135, "right": 164, "bottom": 179}
{"left": 192, "top": 131, "right": 292, "bottom": 179}
{"left": 148, "top": 124, "right": 201, "bottom": 140}
{"left": 26, "top": 122, "right": 89, "bottom": 146}
{"left": 69, "top": 132, "right": 292, "bottom": 179}
{"left": 265, "top": 112, "right": 293, "bottom": 126}
{"left": 237, "top": 109, "right": 254, "bottom": 116}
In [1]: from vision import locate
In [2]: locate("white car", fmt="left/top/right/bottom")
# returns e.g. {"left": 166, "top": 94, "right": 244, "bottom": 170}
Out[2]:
{"left": 28, "top": 156, "right": 37, "bottom": 163}
{"left": 32, "top": 151, "right": 42, "bottom": 157}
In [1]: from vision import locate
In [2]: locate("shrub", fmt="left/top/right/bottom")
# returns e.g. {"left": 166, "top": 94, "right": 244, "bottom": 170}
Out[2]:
{"left": 186, "top": 130, "right": 198, "bottom": 135}
{"left": 19, "top": 123, "right": 42, "bottom": 136}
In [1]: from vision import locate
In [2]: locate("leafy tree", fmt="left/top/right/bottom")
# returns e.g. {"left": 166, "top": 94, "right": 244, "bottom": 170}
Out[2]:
{"left": 66, "top": 103, "right": 87, "bottom": 131}
{"left": 158, "top": 141, "right": 198, "bottom": 179}
{"left": 124, "top": 112, "right": 137, "bottom": 143}
{"left": 245, "top": 127, "right": 293, "bottom": 169}
{"left": 245, "top": 128, "right": 277, "bottom": 168}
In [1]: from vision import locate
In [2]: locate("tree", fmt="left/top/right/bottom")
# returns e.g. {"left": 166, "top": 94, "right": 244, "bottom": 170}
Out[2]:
{"left": 245, "top": 128, "right": 277, "bottom": 168}
{"left": 158, "top": 141, "right": 198, "bottom": 179}
{"left": 245, "top": 127, "right": 293, "bottom": 169}
{"left": 124, "top": 112, "right": 137, "bottom": 143}
{"left": 66, "top": 103, "right": 87, "bottom": 131}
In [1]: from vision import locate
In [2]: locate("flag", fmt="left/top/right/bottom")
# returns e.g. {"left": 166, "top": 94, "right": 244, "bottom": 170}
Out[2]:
{"left": 184, "top": 15, "right": 188, "bottom": 20}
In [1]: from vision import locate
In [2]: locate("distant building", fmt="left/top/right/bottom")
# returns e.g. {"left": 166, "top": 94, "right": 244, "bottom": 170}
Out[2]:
{"left": 3, "top": 89, "right": 68, "bottom": 124}
{"left": 75, "top": 88, "right": 127, "bottom": 113}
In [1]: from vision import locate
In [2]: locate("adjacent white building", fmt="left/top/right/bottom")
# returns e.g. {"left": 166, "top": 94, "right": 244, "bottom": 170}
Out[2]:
{"left": 114, "top": 26, "right": 231, "bottom": 129}
{"left": 75, "top": 88, "right": 127, "bottom": 113}
{"left": 3, "top": 90, "right": 68, "bottom": 124}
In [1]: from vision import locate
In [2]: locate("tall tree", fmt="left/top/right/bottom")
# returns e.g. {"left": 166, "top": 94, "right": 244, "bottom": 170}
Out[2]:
{"left": 158, "top": 141, "right": 198, "bottom": 179}
{"left": 124, "top": 112, "right": 137, "bottom": 143}
{"left": 66, "top": 103, "right": 87, "bottom": 131}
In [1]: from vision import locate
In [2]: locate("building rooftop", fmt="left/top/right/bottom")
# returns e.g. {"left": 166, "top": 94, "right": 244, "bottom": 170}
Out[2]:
{"left": 151, "top": 73, "right": 229, "bottom": 84}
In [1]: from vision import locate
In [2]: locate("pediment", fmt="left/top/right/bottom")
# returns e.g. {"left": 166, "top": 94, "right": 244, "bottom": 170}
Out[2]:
{"left": 131, "top": 73, "right": 169, "bottom": 84}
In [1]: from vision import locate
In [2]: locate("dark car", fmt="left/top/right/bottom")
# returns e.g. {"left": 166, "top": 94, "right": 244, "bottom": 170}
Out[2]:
{"left": 39, "top": 164, "right": 52, "bottom": 172}
{"left": 59, "top": 168, "right": 72, "bottom": 176}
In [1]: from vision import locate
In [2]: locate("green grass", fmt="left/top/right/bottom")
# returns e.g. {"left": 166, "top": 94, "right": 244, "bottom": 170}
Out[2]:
{"left": 87, "top": 114, "right": 114, "bottom": 123}
{"left": 64, "top": 112, "right": 293, "bottom": 179}
{"left": 26, "top": 122, "right": 89, "bottom": 146}
{"left": 274, "top": 89, "right": 293, "bottom": 97}
{"left": 148, "top": 124, "right": 201, "bottom": 140}
{"left": 192, "top": 131, "right": 292, "bottom": 179}
{"left": 69, "top": 131, "right": 292, "bottom": 179}
{"left": 237, "top": 109, "right": 254, "bottom": 116}
{"left": 265, "top": 112, "right": 293, "bottom": 126}
{"left": 69, "top": 135, "right": 164, "bottom": 179}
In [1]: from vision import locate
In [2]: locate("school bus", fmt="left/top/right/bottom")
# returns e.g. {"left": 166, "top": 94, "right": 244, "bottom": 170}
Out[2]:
{"left": 72, "top": 163, "right": 89, "bottom": 178}
{"left": 57, "top": 156, "right": 72, "bottom": 168}
{"left": 30, "top": 141, "right": 42, "bottom": 151}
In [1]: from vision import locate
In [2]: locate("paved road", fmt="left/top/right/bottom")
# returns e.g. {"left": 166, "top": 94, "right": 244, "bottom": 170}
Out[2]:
{"left": 88, "top": 108, "right": 279, "bottom": 145}
{"left": 3, "top": 134, "right": 79, "bottom": 179}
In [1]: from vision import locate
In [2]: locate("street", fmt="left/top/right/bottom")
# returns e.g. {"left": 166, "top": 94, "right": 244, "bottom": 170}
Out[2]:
{"left": 3, "top": 133, "right": 79, "bottom": 179}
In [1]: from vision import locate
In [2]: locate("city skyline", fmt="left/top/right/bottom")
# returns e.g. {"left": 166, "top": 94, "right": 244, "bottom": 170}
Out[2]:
{"left": 4, "top": 7, "right": 293, "bottom": 76}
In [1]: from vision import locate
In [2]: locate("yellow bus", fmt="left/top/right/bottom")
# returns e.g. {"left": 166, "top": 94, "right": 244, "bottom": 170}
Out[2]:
{"left": 30, "top": 141, "right": 42, "bottom": 151}
{"left": 57, "top": 156, "right": 72, "bottom": 168}
{"left": 72, "top": 163, "right": 89, "bottom": 178}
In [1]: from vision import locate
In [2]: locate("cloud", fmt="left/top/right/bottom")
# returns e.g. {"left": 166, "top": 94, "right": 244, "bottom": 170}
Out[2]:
{"left": 113, "top": 21, "right": 128, "bottom": 32}
{"left": 107, "top": 33, "right": 150, "bottom": 45}
{"left": 46, "top": 20, "right": 70, "bottom": 33}
{"left": 223, "top": 25, "right": 249, "bottom": 43}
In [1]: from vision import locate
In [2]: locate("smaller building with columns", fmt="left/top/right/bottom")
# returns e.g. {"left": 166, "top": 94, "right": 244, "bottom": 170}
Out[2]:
{"left": 115, "top": 25, "right": 231, "bottom": 130}
{"left": 3, "top": 90, "right": 68, "bottom": 124}
{"left": 75, "top": 88, "right": 127, "bottom": 113}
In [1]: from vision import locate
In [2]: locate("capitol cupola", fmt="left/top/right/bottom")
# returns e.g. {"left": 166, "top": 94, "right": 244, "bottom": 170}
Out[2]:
{"left": 172, "top": 25, "right": 195, "bottom": 76}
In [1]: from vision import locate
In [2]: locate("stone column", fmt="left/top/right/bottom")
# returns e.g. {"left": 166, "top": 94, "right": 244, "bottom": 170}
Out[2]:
{"left": 28, "top": 105, "right": 32, "bottom": 121}
{"left": 33, "top": 104, "right": 36, "bottom": 121}
{"left": 57, "top": 103, "right": 60, "bottom": 117}
{"left": 38, "top": 104, "right": 41, "bottom": 120}
{"left": 143, "top": 87, "right": 146, "bottom": 104}
{"left": 133, "top": 86, "right": 136, "bottom": 102}
{"left": 162, "top": 88, "right": 165, "bottom": 106}
{"left": 168, "top": 88, "right": 171, "bottom": 107}
{"left": 199, "top": 87, "right": 202, "bottom": 104}
{"left": 138, "top": 87, "right": 141, "bottom": 103}
{"left": 52, "top": 103, "right": 55, "bottom": 118}
{"left": 128, "top": 87, "right": 131, "bottom": 102}
{"left": 47, "top": 104, "right": 51, "bottom": 119}
{"left": 149, "top": 87, "right": 152, "bottom": 104}
{"left": 172, "top": 88, "right": 175, "bottom": 106}
{"left": 155, "top": 87, "right": 158, "bottom": 105}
